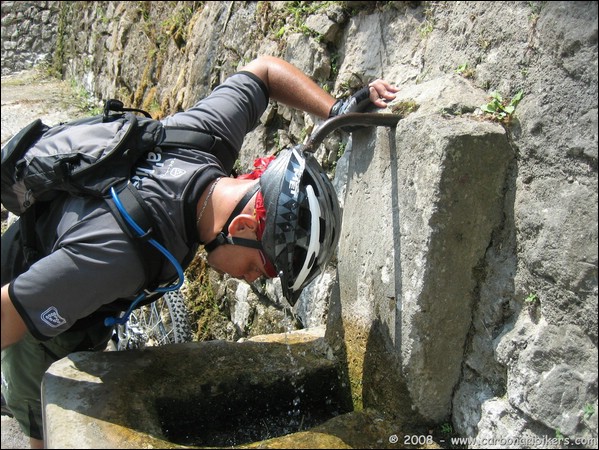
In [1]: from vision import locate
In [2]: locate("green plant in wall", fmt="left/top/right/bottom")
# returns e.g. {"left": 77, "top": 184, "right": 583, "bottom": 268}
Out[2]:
{"left": 51, "top": 1, "right": 72, "bottom": 78}
{"left": 162, "top": 6, "right": 196, "bottom": 48}
{"left": 233, "top": 159, "right": 245, "bottom": 175}
{"left": 419, "top": 4, "right": 435, "bottom": 37}
{"left": 184, "top": 254, "right": 224, "bottom": 342}
{"left": 68, "top": 78, "right": 102, "bottom": 115}
{"left": 337, "top": 141, "right": 347, "bottom": 159}
{"left": 328, "top": 140, "right": 347, "bottom": 176}
{"left": 391, "top": 99, "right": 419, "bottom": 118}
{"left": 480, "top": 90, "right": 524, "bottom": 124}
{"left": 583, "top": 403, "right": 594, "bottom": 421}
{"left": 528, "top": 1, "right": 545, "bottom": 22}
{"left": 524, "top": 293, "right": 539, "bottom": 305}
{"left": 455, "top": 62, "right": 475, "bottom": 79}
{"left": 285, "top": 1, "right": 331, "bottom": 22}
{"left": 274, "top": 25, "right": 287, "bottom": 39}
{"left": 440, "top": 422, "right": 453, "bottom": 435}
{"left": 419, "top": 20, "right": 434, "bottom": 37}
{"left": 263, "top": 1, "right": 334, "bottom": 41}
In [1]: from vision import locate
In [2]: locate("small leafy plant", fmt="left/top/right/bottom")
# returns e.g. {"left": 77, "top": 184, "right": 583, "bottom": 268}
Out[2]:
{"left": 440, "top": 423, "right": 453, "bottom": 435}
{"left": 391, "top": 99, "right": 419, "bottom": 118}
{"left": 583, "top": 403, "right": 594, "bottom": 420}
{"left": 455, "top": 62, "right": 475, "bottom": 79}
{"left": 524, "top": 293, "right": 539, "bottom": 305}
{"left": 480, "top": 90, "right": 524, "bottom": 123}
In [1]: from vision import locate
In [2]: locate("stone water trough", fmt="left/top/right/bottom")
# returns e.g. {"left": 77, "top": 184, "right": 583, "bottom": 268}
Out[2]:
{"left": 41, "top": 327, "right": 373, "bottom": 449}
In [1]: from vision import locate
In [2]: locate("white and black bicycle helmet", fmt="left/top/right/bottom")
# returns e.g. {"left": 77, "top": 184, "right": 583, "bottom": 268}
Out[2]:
{"left": 259, "top": 146, "right": 341, "bottom": 304}
{"left": 204, "top": 146, "right": 341, "bottom": 305}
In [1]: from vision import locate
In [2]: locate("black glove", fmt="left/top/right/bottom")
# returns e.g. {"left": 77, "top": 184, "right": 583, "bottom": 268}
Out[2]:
{"left": 328, "top": 86, "right": 373, "bottom": 118}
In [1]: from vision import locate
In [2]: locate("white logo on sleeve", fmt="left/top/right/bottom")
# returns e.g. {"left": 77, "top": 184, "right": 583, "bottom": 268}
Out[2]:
{"left": 41, "top": 306, "right": 67, "bottom": 328}
{"left": 168, "top": 167, "right": 186, "bottom": 177}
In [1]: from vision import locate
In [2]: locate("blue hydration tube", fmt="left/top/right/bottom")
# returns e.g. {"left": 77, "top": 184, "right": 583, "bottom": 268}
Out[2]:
{"left": 104, "top": 186, "right": 185, "bottom": 326}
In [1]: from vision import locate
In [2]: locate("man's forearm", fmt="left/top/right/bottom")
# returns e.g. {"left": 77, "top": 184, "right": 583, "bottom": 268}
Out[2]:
{"left": 242, "top": 55, "right": 336, "bottom": 119}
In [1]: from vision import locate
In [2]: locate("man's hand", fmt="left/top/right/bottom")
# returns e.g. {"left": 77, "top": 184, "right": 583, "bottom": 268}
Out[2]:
{"left": 329, "top": 79, "right": 399, "bottom": 118}
{"left": 368, "top": 79, "right": 399, "bottom": 108}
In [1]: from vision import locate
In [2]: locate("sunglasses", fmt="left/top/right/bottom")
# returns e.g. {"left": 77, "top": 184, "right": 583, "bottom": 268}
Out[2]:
{"left": 259, "top": 250, "right": 279, "bottom": 278}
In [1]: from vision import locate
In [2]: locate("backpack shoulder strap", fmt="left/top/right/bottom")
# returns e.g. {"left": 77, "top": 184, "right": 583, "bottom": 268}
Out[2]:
{"left": 19, "top": 207, "right": 41, "bottom": 267}
{"left": 104, "top": 184, "right": 164, "bottom": 290}
{"left": 161, "top": 127, "right": 236, "bottom": 174}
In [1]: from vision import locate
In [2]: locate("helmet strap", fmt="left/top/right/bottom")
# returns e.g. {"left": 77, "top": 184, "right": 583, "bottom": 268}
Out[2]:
{"left": 204, "top": 183, "right": 261, "bottom": 253}
{"left": 205, "top": 233, "right": 264, "bottom": 251}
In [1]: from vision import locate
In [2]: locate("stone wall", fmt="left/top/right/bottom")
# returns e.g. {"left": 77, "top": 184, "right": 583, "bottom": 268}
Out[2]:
{"left": 1, "top": 1, "right": 60, "bottom": 75}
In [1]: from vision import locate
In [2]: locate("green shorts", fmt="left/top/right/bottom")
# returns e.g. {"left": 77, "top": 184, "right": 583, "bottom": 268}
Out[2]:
{"left": 1, "top": 323, "right": 113, "bottom": 440}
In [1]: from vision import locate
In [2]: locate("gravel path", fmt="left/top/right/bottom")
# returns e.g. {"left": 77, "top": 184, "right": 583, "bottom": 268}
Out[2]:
{"left": 1, "top": 415, "right": 29, "bottom": 449}
{"left": 1, "top": 68, "right": 91, "bottom": 145}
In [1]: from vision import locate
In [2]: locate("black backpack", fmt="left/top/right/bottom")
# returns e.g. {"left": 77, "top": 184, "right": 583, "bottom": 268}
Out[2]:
{"left": 1, "top": 99, "right": 234, "bottom": 294}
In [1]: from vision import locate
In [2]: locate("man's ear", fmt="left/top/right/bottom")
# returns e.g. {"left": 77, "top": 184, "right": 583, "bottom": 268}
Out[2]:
{"left": 228, "top": 214, "right": 258, "bottom": 236}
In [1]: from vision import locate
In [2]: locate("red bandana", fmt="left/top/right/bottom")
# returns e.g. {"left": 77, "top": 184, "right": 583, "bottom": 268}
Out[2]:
{"left": 238, "top": 154, "right": 275, "bottom": 238}
{"left": 239, "top": 155, "right": 278, "bottom": 278}
{"left": 237, "top": 155, "right": 276, "bottom": 181}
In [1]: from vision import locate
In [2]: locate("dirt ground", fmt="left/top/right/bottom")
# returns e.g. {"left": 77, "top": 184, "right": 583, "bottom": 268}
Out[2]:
{"left": 1, "top": 415, "right": 29, "bottom": 449}
{"left": 1, "top": 67, "right": 91, "bottom": 145}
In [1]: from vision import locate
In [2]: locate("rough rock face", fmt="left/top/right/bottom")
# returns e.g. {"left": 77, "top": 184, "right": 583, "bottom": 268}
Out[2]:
{"left": 2, "top": 1, "right": 597, "bottom": 446}
{"left": 0, "top": 1, "right": 60, "bottom": 75}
